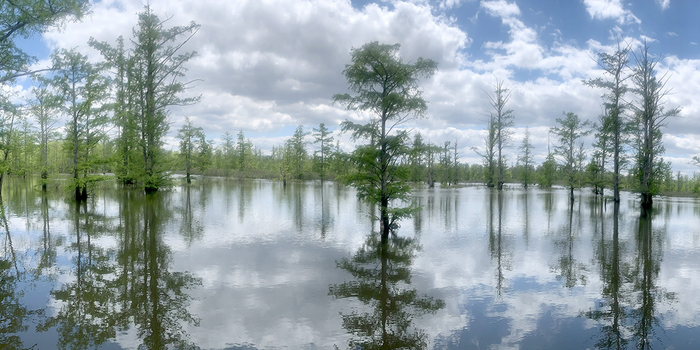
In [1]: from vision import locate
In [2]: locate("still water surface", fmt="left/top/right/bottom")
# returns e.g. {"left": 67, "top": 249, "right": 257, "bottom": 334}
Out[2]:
{"left": 2, "top": 177, "right": 700, "bottom": 349}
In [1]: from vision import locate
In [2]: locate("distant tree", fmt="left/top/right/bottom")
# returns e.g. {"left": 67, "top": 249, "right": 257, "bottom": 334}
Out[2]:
{"left": 473, "top": 117, "right": 497, "bottom": 187}
{"left": 29, "top": 79, "right": 61, "bottom": 189}
{"left": 538, "top": 152, "right": 557, "bottom": 188}
{"left": 333, "top": 42, "right": 437, "bottom": 239}
{"left": 0, "top": 95, "right": 18, "bottom": 192}
{"left": 287, "top": 125, "right": 308, "bottom": 179}
{"left": 518, "top": 127, "right": 534, "bottom": 188}
{"left": 440, "top": 141, "right": 452, "bottom": 185}
{"left": 0, "top": 0, "right": 89, "bottom": 83}
{"left": 409, "top": 133, "right": 426, "bottom": 182}
{"left": 585, "top": 44, "right": 630, "bottom": 203}
{"left": 487, "top": 80, "right": 515, "bottom": 190}
{"left": 312, "top": 123, "right": 333, "bottom": 182}
{"left": 235, "top": 130, "right": 252, "bottom": 171}
{"left": 177, "top": 117, "right": 206, "bottom": 184}
{"left": 630, "top": 42, "right": 679, "bottom": 209}
{"left": 551, "top": 112, "right": 591, "bottom": 202}
{"left": 452, "top": 140, "right": 459, "bottom": 184}
{"left": 221, "top": 131, "right": 235, "bottom": 175}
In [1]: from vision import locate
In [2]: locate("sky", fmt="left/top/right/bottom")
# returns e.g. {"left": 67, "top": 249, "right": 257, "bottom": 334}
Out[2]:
{"left": 13, "top": 0, "right": 700, "bottom": 174}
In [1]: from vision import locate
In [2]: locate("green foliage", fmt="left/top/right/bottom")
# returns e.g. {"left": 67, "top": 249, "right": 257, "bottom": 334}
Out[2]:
{"left": 550, "top": 111, "right": 591, "bottom": 198}
{"left": 312, "top": 123, "right": 334, "bottom": 181}
{"left": 334, "top": 42, "right": 437, "bottom": 236}
{"left": 0, "top": 0, "right": 89, "bottom": 83}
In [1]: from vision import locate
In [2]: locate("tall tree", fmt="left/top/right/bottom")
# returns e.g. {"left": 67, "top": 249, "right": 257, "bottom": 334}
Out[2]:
{"left": 0, "top": 95, "right": 18, "bottom": 193}
{"left": 473, "top": 115, "right": 497, "bottom": 187}
{"left": 591, "top": 110, "right": 614, "bottom": 195}
{"left": 131, "top": 5, "right": 200, "bottom": 192}
{"left": 518, "top": 127, "right": 534, "bottom": 188}
{"left": 89, "top": 35, "right": 141, "bottom": 185}
{"left": 551, "top": 112, "right": 591, "bottom": 202}
{"left": 235, "top": 130, "right": 252, "bottom": 171}
{"left": 333, "top": 42, "right": 437, "bottom": 239}
{"left": 312, "top": 123, "right": 333, "bottom": 182}
{"left": 29, "top": 79, "right": 61, "bottom": 189}
{"left": 630, "top": 42, "right": 679, "bottom": 208}
{"left": 51, "top": 48, "right": 110, "bottom": 201}
{"left": 0, "top": 0, "right": 89, "bottom": 83}
{"left": 586, "top": 44, "right": 630, "bottom": 203}
{"left": 487, "top": 80, "right": 515, "bottom": 190}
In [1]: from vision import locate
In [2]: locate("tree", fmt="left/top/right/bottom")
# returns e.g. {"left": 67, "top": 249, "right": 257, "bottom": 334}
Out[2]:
{"left": 585, "top": 44, "right": 630, "bottom": 203}
{"left": 409, "top": 133, "right": 426, "bottom": 183}
{"left": 518, "top": 127, "right": 534, "bottom": 188}
{"left": 0, "top": 0, "right": 89, "bottom": 83}
{"left": 312, "top": 123, "right": 334, "bottom": 182}
{"left": 131, "top": 5, "right": 200, "bottom": 192}
{"left": 51, "top": 48, "right": 110, "bottom": 201}
{"left": 440, "top": 140, "right": 452, "bottom": 185}
{"left": 89, "top": 35, "right": 140, "bottom": 185}
{"left": 551, "top": 112, "right": 591, "bottom": 202}
{"left": 537, "top": 152, "right": 557, "bottom": 188}
{"left": 333, "top": 42, "right": 437, "bottom": 239}
{"left": 473, "top": 112, "right": 497, "bottom": 187}
{"left": 630, "top": 42, "right": 679, "bottom": 208}
{"left": 29, "top": 79, "right": 61, "bottom": 189}
{"left": 487, "top": 80, "right": 515, "bottom": 190}
{"left": 176, "top": 117, "right": 206, "bottom": 184}
{"left": 221, "top": 131, "right": 235, "bottom": 175}
{"left": 591, "top": 110, "right": 614, "bottom": 195}
{"left": 234, "top": 130, "right": 252, "bottom": 172}
{"left": 0, "top": 95, "right": 18, "bottom": 193}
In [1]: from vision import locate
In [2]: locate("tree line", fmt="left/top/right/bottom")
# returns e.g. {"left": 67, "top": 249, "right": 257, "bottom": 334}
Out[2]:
{"left": 0, "top": 2, "right": 695, "bottom": 209}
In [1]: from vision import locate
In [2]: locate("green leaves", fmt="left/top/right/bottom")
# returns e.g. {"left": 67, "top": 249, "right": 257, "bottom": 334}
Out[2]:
{"left": 335, "top": 42, "right": 436, "bottom": 236}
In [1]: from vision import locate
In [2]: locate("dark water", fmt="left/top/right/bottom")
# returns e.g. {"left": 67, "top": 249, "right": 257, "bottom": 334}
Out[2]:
{"left": 2, "top": 177, "right": 700, "bottom": 349}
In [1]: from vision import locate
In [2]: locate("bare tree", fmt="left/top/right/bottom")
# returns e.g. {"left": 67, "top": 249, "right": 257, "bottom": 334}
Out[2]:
{"left": 487, "top": 80, "right": 514, "bottom": 190}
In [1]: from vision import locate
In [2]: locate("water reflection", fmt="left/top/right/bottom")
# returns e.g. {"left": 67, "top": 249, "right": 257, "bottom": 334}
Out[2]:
{"left": 586, "top": 204, "right": 676, "bottom": 349}
{"left": 329, "top": 233, "right": 445, "bottom": 349}
{"left": 1, "top": 197, "right": 34, "bottom": 350}
{"left": 25, "top": 187, "right": 203, "bottom": 349}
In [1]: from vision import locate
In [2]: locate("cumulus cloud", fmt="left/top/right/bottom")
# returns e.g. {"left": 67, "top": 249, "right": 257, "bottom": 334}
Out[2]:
{"left": 29, "top": 0, "right": 700, "bottom": 172}
{"left": 582, "top": 0, "right": 641, "bottom": 25}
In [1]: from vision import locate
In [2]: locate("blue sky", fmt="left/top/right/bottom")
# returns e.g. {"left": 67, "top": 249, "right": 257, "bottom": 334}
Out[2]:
{"left": 12, "top": 0, "right": 700, "bottom": 173}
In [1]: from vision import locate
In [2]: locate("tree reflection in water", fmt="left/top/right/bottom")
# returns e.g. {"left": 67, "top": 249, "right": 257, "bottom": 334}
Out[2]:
{"left": 329, "top": 232, "right": 445, "bottom": 349}
{"left": 586, "top": 204, "right": 675, "bottom": 349}
{"left": 0, "top": 197, "right": 35, "bottom": 349}
{"left": 38, "top": 192, "right": 201, "bottom": 350}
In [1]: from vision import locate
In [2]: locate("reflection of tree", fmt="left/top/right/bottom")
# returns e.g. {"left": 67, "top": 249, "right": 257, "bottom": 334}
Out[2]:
{"left": 36, "top": 193, "right": 57, "bottom": 275}
{"left": 37, "top": 191, "right": 201, "bottom": 349}
{"left": 0, "top": 198, "right": 34, "bottom": 349}
{"left": 329, "top": 233, "right": 444, "bottom": 349}
{"left": 587, "top": 203, "right": 628, "bottom": 350}
{"left": 37, "top": 200, "right": 117, "bottom": 349}
{"left": 586, "top": 205, "right": 675, "bottom": 349}
{"left": 488, "top": 190, "right": 511, "bottom": 295}
{"left": 552, "top": 201, "right": 587, "bottom": 288}
{"left": 629, "top": 208, "right": 673, "bottom": 350}
{"left": 179, "top": 186, "right": 204, "bottom": 245}
{"left": 121, "top": 193, "right": 201, "bottom": 350}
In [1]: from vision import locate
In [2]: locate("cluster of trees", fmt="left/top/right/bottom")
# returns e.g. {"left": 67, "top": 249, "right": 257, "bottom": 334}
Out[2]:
{"left": 0, "top": 0, "right": 690, "bottom": 216}
{"left": 1, "top": 2, "right": 199, "bottom": 199}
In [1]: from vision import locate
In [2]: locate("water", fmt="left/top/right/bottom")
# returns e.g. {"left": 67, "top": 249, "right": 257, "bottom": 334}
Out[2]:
{"left": 2, "top": 177, "right": 700, "bottom": 349}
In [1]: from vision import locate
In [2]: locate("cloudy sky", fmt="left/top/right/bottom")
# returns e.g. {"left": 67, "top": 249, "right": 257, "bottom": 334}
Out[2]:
{"left": 17, "top": 0, "right": 700, "bottom": 173}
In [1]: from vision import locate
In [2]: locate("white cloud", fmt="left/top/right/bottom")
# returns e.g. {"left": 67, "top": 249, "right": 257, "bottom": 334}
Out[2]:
{"left": 582, "top": 0, "right": 641, "bottom": 25}
{"left": 658, "top": 0, "right": 671, "bottom": 10}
